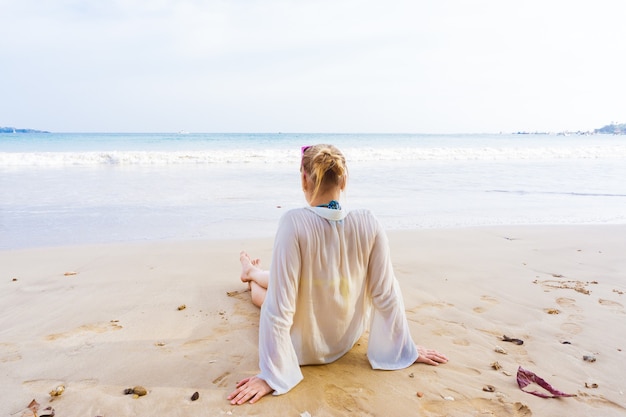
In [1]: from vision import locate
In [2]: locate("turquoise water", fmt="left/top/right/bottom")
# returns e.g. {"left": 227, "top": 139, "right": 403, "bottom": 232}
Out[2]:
{"left": 1, "top": 132, "right": 626, "bottom": 249}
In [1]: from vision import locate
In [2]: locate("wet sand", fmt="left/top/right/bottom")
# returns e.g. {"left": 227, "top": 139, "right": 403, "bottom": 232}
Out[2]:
{"left": 1, "top": 225, "right": 625, "bottom": 416}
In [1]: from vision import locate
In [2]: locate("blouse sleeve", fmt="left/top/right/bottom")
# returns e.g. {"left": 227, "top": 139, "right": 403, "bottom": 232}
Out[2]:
{"left": 366, "top": 220, "right": 418, "bottom": 369}
{"left": 256, "top": 211, "right": 304, "bottom": 394}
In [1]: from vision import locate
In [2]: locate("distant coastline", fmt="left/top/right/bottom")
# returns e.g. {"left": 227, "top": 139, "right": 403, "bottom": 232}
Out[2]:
{"left": 1, "top": 123, "right": 624, "bottom": 135}
{"left": 0, "top": 126, "right": 50, "bottom": 133}
{"left": 594, "top": 123, "right": 626, "bottom": 135}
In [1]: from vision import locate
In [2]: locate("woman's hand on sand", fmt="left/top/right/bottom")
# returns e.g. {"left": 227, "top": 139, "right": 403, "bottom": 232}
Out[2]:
{"left": 227, "top": 376, "right": 274, "bottom": 405}
{"left": 415, "top": 345, "right": 448, "bottom": 366}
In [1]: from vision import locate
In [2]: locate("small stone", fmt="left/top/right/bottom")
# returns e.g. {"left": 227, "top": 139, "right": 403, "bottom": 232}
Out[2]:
{"left": 123, "top": 388, "right": 134, "bottom": 395}
{"left": 483, "top": 385, "right": 496, "bottom": 392}
{"left": 177, "top": 304, "right": 186, "bottom": 311}
{"left": 408, "top": 372, "right": 414, "bottom": 378}
{"left": 494, "top": 345, "right": 507, "bottom": 354}
{"left": 585, "top": 382, "right": 599, "bottom": 388}
{"left": 416, "top": 391, "right": 424, "bottom": 398}
{"left": 490, "top": 361, "right": 502, "bottom": 370}
{"left": 443, "top": 396, "right": 455, "bottom": 401}
{"left": 583, "top": 355, "right": 596, "bottom": 363}
{"left": 133, "top": 386, "right": 148, "bottom": 396}
{"left": 191, "top": 391, "right": 199, "bottom": 401}
{"left": 49, "top": 385, "right": 65, "bottom": 397}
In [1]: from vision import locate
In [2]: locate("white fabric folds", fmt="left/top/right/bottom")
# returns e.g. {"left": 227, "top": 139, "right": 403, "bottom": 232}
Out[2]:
{"left": 257, "top": 207, "right": 418, "bottom": 395}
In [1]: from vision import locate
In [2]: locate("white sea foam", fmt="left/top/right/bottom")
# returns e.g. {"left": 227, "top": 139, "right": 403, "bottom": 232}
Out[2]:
{"left": 3, "top": 144, "right": 626, "bottom": 167}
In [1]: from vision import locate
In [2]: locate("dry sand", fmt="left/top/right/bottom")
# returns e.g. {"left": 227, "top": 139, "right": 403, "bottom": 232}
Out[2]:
{"left": 1, "top": 225, "right": 625, "bottom": 416}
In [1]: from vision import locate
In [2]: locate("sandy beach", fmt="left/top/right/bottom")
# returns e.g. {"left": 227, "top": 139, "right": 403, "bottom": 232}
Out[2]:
{"left": 2, "top": 225, "right": 625, "bottom": 416}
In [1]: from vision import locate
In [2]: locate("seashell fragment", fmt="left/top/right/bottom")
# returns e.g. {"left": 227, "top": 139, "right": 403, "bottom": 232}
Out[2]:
{"left": 494, "top": 345, "right": 507, "bottom": 354}
{"left": 490, "top": 361, "right": 502, "bottom": 370}
{"left": 64, "top": 271, "right": 78, "bottom": 276}
{"left": 191, "top": 391, "right": 199, "bottom": 401}
{"left": 585, "top": 382, "right": 598, "bottom": 388}
{"left": 177, "top": 304, "right": 186, "bottom": 311}
{"left": 443, "top": 396, "right": 455, "bottom": 401}
{"left": 49, "top": 385, "right": 65, "bottom": 397}
{"left": 483, "top": 385, "right": 496, "bottom": 392}
{"left": 133, "top": 386, "right": 148, "bottom": 396}
{"left": 583, "top": 355, "right": 596, "bottom": 363}
{"left": 40, "top": 406, "right": 55, "bottom": 417}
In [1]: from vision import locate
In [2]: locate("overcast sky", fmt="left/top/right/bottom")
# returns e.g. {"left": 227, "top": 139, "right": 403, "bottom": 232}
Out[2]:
{"left": 1, "top": 0, "right": 625, "bottom": 133}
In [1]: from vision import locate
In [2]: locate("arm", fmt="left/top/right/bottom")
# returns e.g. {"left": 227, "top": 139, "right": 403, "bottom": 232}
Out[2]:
{"left": 366, "top": 222, "right": 418, "bottom": 369}
{"left": 366, "top": 219, "right": 448, "bottom": 368}
{"left": 229, "top": 212, "right": 303, "bottom": 404}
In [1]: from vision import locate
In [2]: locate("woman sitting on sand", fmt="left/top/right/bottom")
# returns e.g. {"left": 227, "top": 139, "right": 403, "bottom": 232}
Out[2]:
{"left": 228, "top": 144, "right": 448, "bottom": 405}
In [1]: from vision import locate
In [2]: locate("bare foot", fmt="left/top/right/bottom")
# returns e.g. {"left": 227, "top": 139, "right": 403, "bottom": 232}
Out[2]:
{"left": 240, "top": 251, "right": 261, "bottom": 283}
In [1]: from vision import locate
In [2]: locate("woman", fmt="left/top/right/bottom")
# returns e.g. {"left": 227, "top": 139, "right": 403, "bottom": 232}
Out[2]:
{"left": 228, "top": 144, "right": 448, "bottom": 405}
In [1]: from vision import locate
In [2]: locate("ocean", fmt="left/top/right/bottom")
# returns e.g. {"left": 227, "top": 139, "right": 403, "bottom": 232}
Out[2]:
{"left": 1, "top": 132, "right": 625, "bottom": 250}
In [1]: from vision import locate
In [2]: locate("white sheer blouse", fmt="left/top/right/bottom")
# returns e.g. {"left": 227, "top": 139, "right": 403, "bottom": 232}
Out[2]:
{"left": 257, "top": 206, "right": 418, "bottom": 394}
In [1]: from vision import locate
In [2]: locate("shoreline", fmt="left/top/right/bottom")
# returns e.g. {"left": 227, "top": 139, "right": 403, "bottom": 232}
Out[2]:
{"left": 2, "top": 225, "right": 625, "bottom": 416}
{"left": 4, "top": 221, "right": 626, "bottom": 252}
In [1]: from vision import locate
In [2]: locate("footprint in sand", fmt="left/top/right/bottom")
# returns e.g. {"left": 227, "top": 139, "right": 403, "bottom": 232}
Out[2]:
{"left": 560, "top": 322, "right": 583, "bottom": 335}
{"left": 447, "top": 365, "right": 481, "bottom": 376}
{"left": 556, "top": 297, "right": 582, "bottom": 312}
{"left": 326, "top": 387, "right": 359, "bottom": 407}
{"left": 481, "top": 295, "right": 499, "bottom": 304}
{"left": 45, "top": 322, "right": 122, "bottom": 342}
{"left": 212, "top": 371, "right": 231, "bottom": 387}
{"left": 421, "top": 398, "right": 531, "bottom": 417}
{"left": 0, "top": 342, "right": 22, "bottom": 362}
{"left": 473, "top": 295, "right": 499, "bottom": 313}
{"left": 577, "top": 391, "right": 626, "bottom": 413}
{"left": 23, "top": 378, "right": 99, "bottom": 392}
{"left": 452, "top": 338, "right": 470, "bottom": 346}
{"left": 407, "top": 301, "right": 454, "bottom": 314}
{"left": 598, "top": 298, "right": 624, "bottom": 309}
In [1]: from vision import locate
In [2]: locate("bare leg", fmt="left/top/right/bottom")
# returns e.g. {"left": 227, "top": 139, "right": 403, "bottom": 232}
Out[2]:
{"left": 249, "top": 281, "right": 267, "bottom": 308}
{"left": 240, "top": 251, "right": 270, "bottom": 289}
{"left": 240, "top": 251, "right": 270, "bottom": 307}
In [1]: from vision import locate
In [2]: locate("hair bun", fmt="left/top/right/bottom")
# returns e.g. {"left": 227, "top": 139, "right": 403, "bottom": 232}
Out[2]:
{"left": 301, "top": 144, "right": 347, "bottom": 199}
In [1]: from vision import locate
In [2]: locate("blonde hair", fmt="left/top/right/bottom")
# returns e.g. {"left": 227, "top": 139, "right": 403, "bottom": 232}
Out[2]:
{"left": 301, "top": 144, "right": 347, "bottom": 200}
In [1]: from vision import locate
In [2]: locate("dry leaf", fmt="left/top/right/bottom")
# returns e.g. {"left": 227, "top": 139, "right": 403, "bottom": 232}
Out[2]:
{"left": 516, "top": 366, "right": 576, "bottom": 398}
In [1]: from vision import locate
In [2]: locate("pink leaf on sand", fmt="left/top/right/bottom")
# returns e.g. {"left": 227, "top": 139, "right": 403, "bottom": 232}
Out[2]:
{"left": 516, "top": 366, "right": 576, "bottom": 398}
